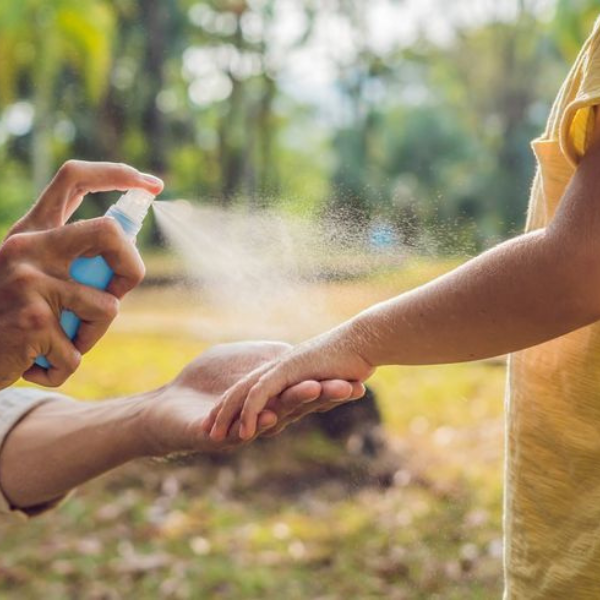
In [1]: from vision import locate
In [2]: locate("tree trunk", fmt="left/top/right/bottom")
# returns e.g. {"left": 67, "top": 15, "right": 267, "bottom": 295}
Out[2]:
{"left": 140, "top": 0, "right": 169, "bottom": 176}
{"left": 218, "top": 75, "right": 244, "bottom": 206}
{"left": 32, "top": 41, "right": 56, "bottom": 193}
{"left": 257, "top": 74, "right": 278, "bottom": 199}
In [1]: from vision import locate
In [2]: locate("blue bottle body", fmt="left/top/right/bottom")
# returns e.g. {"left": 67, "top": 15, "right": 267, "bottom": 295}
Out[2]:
{"left": 35, "top": 208, "right": 137, "bottom": 369}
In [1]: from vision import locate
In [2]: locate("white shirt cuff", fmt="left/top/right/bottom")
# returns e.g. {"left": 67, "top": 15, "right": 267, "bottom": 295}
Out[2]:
{"left": 0, "top": 388, "right": 72, "bottom": 518}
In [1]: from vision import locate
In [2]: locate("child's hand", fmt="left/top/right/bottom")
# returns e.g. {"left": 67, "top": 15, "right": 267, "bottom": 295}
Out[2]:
{"left": 201, "top": 325, "right": 375, "bottom": 441}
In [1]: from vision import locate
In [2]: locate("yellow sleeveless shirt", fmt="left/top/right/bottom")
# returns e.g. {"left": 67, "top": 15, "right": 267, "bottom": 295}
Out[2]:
{"left": 506, "top": 19, "right": 600, "bottom": 599}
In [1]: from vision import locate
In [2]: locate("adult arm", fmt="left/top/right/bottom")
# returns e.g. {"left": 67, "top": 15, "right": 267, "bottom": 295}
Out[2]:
{"left": 0, "top": 342, "right": 364, "bottom": 516}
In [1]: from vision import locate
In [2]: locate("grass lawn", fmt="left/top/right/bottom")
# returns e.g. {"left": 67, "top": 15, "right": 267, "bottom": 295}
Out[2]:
{"left": 0, "top": 258, "right": 506, "bottom": 599}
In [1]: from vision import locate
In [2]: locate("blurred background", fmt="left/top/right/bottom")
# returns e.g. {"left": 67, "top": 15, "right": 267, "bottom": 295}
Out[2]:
{"left": 0, "top": 0, "right": 597, "bottom": 598}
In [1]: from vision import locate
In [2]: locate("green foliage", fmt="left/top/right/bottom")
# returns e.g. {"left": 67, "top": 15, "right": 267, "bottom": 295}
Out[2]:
{"left": 0, "top": 159, "right": 34, "bottom": 238}
{"left": 0, "top": 0, "right": 593, "bottom": 248}
{"left": 554, "top": 0, "right": 600, "bottom": 59}
{"left": 0, "top": 0, "right": 115, "bottom": 192}
{"left": 0, "top": 0, "right": 114, "bottom": 113}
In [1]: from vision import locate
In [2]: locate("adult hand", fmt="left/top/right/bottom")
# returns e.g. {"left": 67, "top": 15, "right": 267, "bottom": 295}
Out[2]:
{"left": 202, "top": 324, "right": 375, "bottom": 441}
{"left": 0, "top": 341, "right": 364, "bottom": 511}
{"left": 0, "top": 160, "right": 163, "bottom": 389}
{"left": 140, "top": 341, "right": 366, "bottom": 456}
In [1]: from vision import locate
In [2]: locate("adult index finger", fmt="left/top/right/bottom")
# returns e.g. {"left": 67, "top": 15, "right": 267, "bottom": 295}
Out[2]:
{"left": 28, "top": 161, "right": 163, "bottom": 230}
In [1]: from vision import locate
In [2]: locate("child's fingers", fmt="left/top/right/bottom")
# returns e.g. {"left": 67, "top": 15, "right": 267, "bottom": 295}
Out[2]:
{"left": 204, "top": 380, "right": 366, "bottom": 441}
{"left": 209, "top": 393, "right": 245, "bottom": 441}
{"left": 272, "top": 379, "right": 352, "bottom": 413}
{"left": 281, "top": 381, "right": 353, "bottom": 422}
{"left": 202, "top": 363, "right": 272, "bottom": 437}
{"left": 310, "top": 382, "right": 366, "bottom": 416}
{"left": 239, "top": 372, "right": 291, "bottom": 440}
{"left": 209, "top": 371, "right": 265, "bottom": 441}
{"left": 257, "top": 410, "right": 278, "bottom": 431}
{"left": 278, "top": 380, "right": 321, "bottom": 406}
{"left": 262, "top": 380, "right": 321, "bottom": 418}
{"left": 223, "top": 411, "right": 277, "bottom": 444}
{"left": 316, "top": 380, "right": 354, "bottom": 402}
{"left": 201, "top": 403, "right": 221, "bottom": 434}
{"left": 202, "top": 378, "right": 324, "bottom": 436}
{"left": 263, "top": 381, "right": 362, "bottom": 437}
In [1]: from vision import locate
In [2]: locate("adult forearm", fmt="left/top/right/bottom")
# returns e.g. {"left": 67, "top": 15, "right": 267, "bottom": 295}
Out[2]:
{"left": 0, "top": 394, "right": 153, "bottom": 511}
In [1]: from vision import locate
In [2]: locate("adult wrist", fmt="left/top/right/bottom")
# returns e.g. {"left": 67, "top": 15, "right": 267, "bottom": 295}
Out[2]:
{"left": 118, "top": 389, "right": 166, "bottom": 459}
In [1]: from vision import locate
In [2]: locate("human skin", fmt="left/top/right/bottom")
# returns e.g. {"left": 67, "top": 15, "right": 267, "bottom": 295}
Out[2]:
{"left": 0, "top": 341, "right": 364, "bottom": 512}
{"left": 0, "top": 160, "right": 163, "bottom": 389}
{"left": 203, "top": 111, "right": 600, "bottom": 441}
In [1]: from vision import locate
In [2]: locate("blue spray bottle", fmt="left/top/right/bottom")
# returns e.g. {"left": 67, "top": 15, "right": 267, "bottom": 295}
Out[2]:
{"left": 35, "top": 189, "right": 155, "bottom": 369}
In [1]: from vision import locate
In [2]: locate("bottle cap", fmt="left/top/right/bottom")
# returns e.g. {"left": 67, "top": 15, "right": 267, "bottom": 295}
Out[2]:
{"left": 115, "top": 189, "right": 155, "bottom": 225}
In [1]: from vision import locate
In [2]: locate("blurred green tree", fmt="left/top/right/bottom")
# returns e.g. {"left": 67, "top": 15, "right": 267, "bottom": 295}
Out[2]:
{"left": 432, "top": 12, "right": 548, "bottom": 236}
{"left": 0, "top": 0, "right": 585, "bottom": 250}
{"left": 183, "top": 0, "right": 317, "bottom": 205}
{"left": 0, "top": 0, "right": 115, "bottom": 191}
{"left": 553, "top": 0, "right": 600, "bottom": 59}
{"left": 377, "top": 1, "right": 555, "bottom": 245}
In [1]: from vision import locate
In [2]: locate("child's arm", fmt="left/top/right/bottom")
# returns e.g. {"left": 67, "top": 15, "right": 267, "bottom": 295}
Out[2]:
{"left": 205, "top": 118, "right": 600, "bottom": 441}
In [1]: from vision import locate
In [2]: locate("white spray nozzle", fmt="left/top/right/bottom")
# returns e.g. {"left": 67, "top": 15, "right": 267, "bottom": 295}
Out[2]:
{"left": 115, "top": 189, "right": 155, "bottom": 225}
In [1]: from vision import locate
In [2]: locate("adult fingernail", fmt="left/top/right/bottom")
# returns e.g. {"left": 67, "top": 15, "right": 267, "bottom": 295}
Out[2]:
{"left": 140, "top": 173, "right": 163, "bottom": 187}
